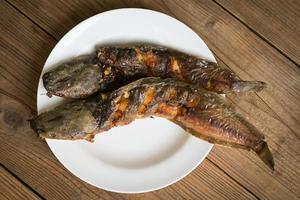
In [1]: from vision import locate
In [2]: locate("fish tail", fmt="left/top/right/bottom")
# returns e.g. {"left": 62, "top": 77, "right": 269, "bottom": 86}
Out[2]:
{"left": 254, "top": 141, "right": 275, "bottom": 171}
{"left": 232, "top": 80, "right": 266, "bottom": 93}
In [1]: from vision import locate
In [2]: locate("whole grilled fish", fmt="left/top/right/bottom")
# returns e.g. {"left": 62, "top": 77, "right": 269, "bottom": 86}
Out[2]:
{"left": 31, "top": 77, "right": 274, "bottom": 170}
{"left": 43, "top": 45, "right": 266, "bottom": 98}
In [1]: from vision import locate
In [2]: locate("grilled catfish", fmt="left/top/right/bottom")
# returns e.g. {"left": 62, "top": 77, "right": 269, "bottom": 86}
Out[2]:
{"left": 43, "top": 45, "right": 266, "bottom": 98}
{"left": 31, "top": 77, "right": 274, "bottom": 170}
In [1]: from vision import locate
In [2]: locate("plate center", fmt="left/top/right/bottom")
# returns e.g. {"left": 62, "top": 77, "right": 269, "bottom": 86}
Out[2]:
{"left": 80, "top": 117, "right": 190, "bottom": 169}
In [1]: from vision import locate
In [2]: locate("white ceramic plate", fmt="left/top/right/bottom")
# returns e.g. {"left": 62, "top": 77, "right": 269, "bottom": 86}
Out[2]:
{"left": 37, "top": 8, "right": 215, "bottom": 193}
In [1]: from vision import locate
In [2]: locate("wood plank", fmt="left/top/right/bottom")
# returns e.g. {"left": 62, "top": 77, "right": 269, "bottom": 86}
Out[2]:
{"left": 0, "top": 165, "right": 41, "bottom": 200}
{"left": 214, "top": 0, "right": 300, "bottom": 65}
{"left": 6, "top": 1, "right": 300, "bottom": 199}
{"left": 1, "top": 0, "right": 56, "bottom": 110}
{"left": 0, "top": 1, "right": 258, "bottom": 199}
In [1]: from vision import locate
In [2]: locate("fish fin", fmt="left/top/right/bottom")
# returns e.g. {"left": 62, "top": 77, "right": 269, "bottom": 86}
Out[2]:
{"left": 254, "top": 141, "right": 275, "bottom": 171}
{"left": 232, "top": 81, "right": 266, "bottom": 93}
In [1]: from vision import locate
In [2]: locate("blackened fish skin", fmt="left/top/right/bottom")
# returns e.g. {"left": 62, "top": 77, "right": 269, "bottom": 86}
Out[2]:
{"left": 43, "top": 54, "right": 104, "bottom": 98}
{"left": 43, "top": 45, "right": 266, "bottom": 98}
{"left": 31, "top": 77, "right": 274, "bottom": 170}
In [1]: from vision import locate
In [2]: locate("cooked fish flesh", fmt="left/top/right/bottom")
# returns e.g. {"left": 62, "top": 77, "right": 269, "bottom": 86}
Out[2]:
{"left": 31, "top": 77, "right": 274, "bottom": 170}
{"left": 43, "top": 45, "right": 266, "bottom": 98}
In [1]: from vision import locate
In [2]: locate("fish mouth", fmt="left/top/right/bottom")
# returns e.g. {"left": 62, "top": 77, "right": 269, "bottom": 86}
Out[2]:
{"left": 29, "top": 99, "right": 100, "bottom": 140}
{"left": 42, "top": 71, "right": 73, "bottom": 97}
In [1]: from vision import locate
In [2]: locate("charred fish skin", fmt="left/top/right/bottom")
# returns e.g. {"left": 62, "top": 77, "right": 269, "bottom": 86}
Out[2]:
{"left": 42, "top": 54, "right": 104, "bottom": 99}
{"left": 42, "top": 45, "right": 266, "bottom": 99}
{"left": 31, "top": 77, "right": 274, "bottom": 169}
{"left": 42, "top": 54, "right": 137, "bottom": 99}
{"left": 97, "top": 46, "right": 266, "bottom": 94}
{"left": 103, "top": 78, "right": 264, "bottom": 149}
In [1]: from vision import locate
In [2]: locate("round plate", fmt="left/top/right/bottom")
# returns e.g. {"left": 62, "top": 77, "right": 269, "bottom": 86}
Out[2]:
{"left": 37, "top": 8, "right": 215, "bottom": 193}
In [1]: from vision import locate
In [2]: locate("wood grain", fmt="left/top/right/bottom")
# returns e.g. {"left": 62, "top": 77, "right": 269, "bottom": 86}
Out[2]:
{"left": 0, "top": 1, "right": 260, "bottom": 199}
{"left": 5, "top": 0, "right": 300, "bottom": 199}
{"left": 0, "top": 165, "right": 41, "bottom": 200}
{"left": 214, "top": 0, "right": 300, "bottom": 65}
{"left": 1, "top": 0, "right": 56, "bottom": 111}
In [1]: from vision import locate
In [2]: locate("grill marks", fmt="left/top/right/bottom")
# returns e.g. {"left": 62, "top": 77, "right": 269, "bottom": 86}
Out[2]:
{"left": 138, "top": 87, "right": 156, "bottom": 115}
{"left": 109, "top": 82, "right": 193, "bottom": 127}
{"left": 102, "top": 78, "right": 268, "bottom": 154}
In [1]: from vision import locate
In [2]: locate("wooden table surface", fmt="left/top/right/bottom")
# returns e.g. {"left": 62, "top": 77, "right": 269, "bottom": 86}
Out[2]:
{"left": 1, "top": 0, "right": 299, "bottom": 199}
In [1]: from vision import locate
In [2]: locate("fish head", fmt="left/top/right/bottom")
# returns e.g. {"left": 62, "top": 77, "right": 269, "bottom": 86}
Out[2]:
{"left": 42, "top": 55, "right": 103, "bottom": 99}
{"left": 30, "top": 99, "right": 100, "bottom": 141}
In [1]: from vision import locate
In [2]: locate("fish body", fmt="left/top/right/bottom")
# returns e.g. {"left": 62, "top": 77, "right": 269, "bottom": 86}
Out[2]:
{"left": 31, "top": 77, "right": 274, "bottom": 169}
{"left": 43, "top": 45, "right": 266, "bottom": 98}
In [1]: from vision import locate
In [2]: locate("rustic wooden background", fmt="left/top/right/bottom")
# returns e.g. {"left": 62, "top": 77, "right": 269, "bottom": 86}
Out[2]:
{"left": 1, "top": 0, "right": 299, "bottom": 199}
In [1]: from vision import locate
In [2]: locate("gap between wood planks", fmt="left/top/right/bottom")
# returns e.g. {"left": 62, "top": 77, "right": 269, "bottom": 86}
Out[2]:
{"left": 206, "top": 159, "right": 260, "bottom": 199}
{"left": 4, "top": 0, "right": 57, "bottom": 41}
{"left": 0, "top": 164, "right": 45, "bottom": 200}
{"left": 2, "top": 0, "right": 297, "bottom": 198}
{"left": 211, "top": 0, "right": 299, "bottom": 67}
